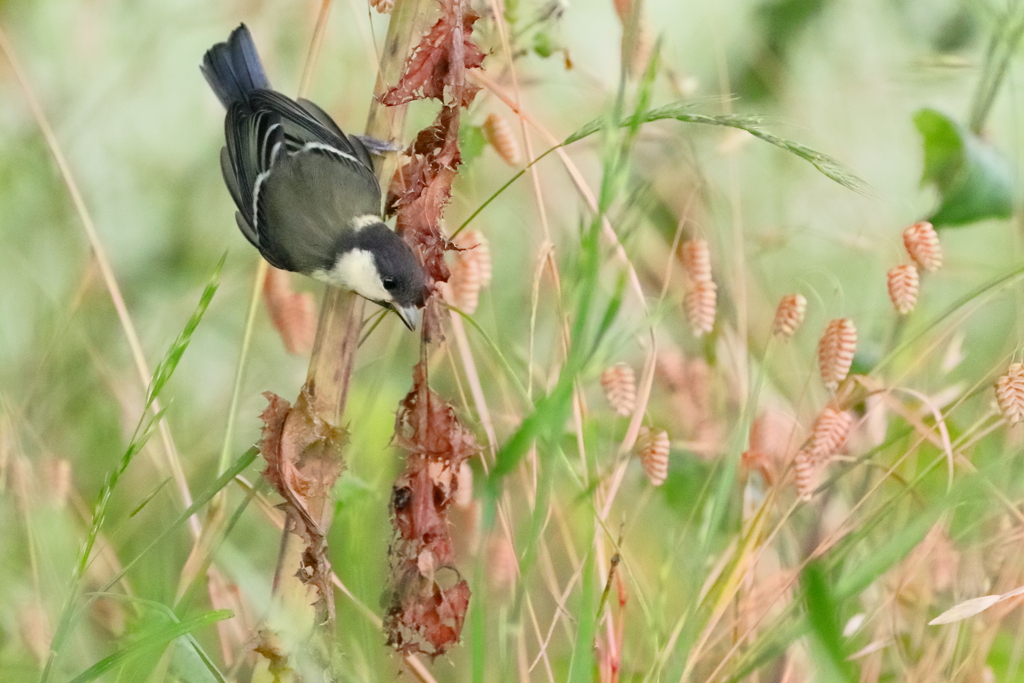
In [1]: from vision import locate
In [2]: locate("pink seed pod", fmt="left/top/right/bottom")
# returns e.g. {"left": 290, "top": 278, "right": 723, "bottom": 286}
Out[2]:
{"left": 887, "top": 264, "right": 919, "bottom": 315}
{"left": 681, "top": 239, "right": 712, "bottom": 283}
{"left": 794, "top": 450, "right": 816, "bottom": 502}
{"left": 807, "top": 407, "right": 853, "bottom": 460}
{"left": 772, "top": 294, "right": 807, "bottom": 338}
{"left": 996, "top": 363, "right": 1024, "bottom": 425}
{"left": 370, "top": 0, "right": 395, "bottom": 13}
{"left": 482, "top": 113, "right": 521, "bottom": 166}
{"left": 902, "top": 221, "right": 942, "bottom": 273}
{"left": 601, "top": 363, "right": 637, "bottom": 417}
{"left": 684, "top": 280, "right": 717, "bottom": 337}
{"left": 636, "top": 427, "right": 670, "bottom": 487}
{"left": 448, "top": 231, "right": 492, "bottom": 314}
{"left": 817, "top": 318, "right": 857, "bottom": 390}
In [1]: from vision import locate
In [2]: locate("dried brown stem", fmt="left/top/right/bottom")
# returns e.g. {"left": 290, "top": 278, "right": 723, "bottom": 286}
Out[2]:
{"left": 303, "top": 0, "right": 433, "bottom": 422}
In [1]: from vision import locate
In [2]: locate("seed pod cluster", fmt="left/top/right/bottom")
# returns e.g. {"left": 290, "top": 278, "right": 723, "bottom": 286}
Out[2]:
{"left": 887, "top": 264, "right": 919, "bottom": 315}
{"left": 448, "top": 230, "right": 492, "bottom": 314}
{"left": 794, "top": 451, "right": 815, "bottom": 502}
{"left": 636, "top": 427, "right": 670, "bottom": 487}
{"left": 996, "top": 363, "right": 1024, "bottom": 425}
{"left": 807, "top": 406, "right": 853, "bottom": 460}
{"left": 681, "top": 239, "right": 716, "bottom": 337}
{"left": 772, "top": 294, "right": 807, "bottom": 338}
{"left": 681, "top": 239, "right": 712, "bottom": 283}
{"left": 902, "top": 221, "right": 942, "bottom": 272}
{"left": 685, "top": 281, "right": 717, "bottom": 337}
{"left": 601, "top": 363, "right": 637, "bottom": 417}
{"left": 481, "top": 113, "right": 521, "bottom": 166}
{"left": 817, "top": 318, "right": 857, "bottom": 390}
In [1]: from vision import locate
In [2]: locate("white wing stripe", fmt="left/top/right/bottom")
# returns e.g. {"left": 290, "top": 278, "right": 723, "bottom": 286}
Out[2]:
{"left": 252, "top": 169, "right": 270, "bottom": 235}
{"left": 299, "top": 141, "right": 362, "bottom": 166}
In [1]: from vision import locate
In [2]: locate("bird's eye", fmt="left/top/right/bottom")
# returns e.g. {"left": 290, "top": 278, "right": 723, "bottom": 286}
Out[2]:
{"left": 382, "top": 277, "right": 397, "bottom": 291}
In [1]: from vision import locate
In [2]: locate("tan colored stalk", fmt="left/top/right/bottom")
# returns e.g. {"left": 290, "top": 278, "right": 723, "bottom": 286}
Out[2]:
{"left": 303, "top": 0, "right": 431, "bottom": 423}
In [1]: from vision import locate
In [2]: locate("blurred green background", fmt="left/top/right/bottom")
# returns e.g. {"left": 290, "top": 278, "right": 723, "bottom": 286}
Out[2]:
{"left": 1, "top": 0, "right": 1023, "bottom": 680}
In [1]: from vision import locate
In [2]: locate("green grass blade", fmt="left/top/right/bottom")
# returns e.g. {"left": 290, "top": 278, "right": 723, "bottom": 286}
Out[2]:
{"left": 565, "top": 103, "right": 869, "bottom": 194}
{"left": 67, "top": 610, "right": 232, "bottom": 683}
{"left": 146, "top": 254, "right": 225, "bottom": 407}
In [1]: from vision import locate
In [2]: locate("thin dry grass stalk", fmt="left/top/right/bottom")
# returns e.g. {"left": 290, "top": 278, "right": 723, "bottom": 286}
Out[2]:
{"left": 996, "top": 363, "right": 1024, "bottom": 425}
{"left": 601, "top": 363, "right": 637, "bottom": 417}
{"left": 685, "top": 279, "right": 717, "bottom": 337}
{"left": 481, "top": 113, "right": 521, "bottom": 165}
{"left": 818, "top": 318, "right": 857, "bottom": 390}
{"left": 636, "top": 427, "right": 670, "bottom": 486}
{"left": 447, "top": 230, "right": 492, "bottom": 314}
{"left": 887, "top": 264, "right": 919, "bottom": 315}
{"left": 903, "top": 221, "right": 942, "bottom": 273}
{"left": 807, "top": 406, "right": 854, "bottom": 460}
{"left": 772, "top": 293, "right": 806, "bottom": 338}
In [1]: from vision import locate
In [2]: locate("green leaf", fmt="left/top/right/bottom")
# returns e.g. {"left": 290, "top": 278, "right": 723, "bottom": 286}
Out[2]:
{"left": 68, "top": 610, "right": 232, "bottom": 683}
{"left": 803, "top": 560, "right": 856, "bottom": 683}
{"left": 460, "top": 124, "right": 487, "bottom": 167}
{"left": 914, "top": 108, "right": 1014, "bottom": 227}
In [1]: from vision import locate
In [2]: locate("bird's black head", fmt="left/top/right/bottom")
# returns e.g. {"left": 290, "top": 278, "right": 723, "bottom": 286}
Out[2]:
{"left": 358, "top": 223, "right": 428, "bottom": 329}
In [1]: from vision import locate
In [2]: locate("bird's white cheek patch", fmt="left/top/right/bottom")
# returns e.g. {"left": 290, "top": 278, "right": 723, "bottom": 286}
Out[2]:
{"left": 312, "top": 249, "right": 391, "bottom": 303}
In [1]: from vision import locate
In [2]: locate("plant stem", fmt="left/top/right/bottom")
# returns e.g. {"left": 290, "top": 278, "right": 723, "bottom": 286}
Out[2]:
{"left": 303, "top": 0, "right": 431, "bottom": 422}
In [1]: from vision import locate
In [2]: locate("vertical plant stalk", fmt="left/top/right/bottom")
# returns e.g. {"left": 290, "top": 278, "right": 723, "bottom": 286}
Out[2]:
{"left": 303, "top": 0, "right": 431, "bottom": 423}
{"left": 256, "top": 0, "right": 434, "bottom": 639}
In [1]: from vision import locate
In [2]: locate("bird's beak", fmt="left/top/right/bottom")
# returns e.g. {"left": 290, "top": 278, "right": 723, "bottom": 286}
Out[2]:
{"left": 394, "top": 304, "right": 421, "bottom": 331}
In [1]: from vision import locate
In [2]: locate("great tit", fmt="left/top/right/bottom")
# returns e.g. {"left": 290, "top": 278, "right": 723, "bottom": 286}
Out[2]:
{"left": 201, "top": 25, "right": 426, "bottom": 330}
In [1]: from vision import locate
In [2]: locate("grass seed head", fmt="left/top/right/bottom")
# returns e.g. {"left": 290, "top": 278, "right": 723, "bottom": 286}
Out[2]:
{"left": 685, "top": 279, "right": 717, "bottom": 337}
{"left": 996, "top": 363, "right": 1024, "bottom": 425}
{"left": 887, "top": 264, "right": 919, "bottom": 314}
{"left": 818, "top": 318, "right": 857, "bottom": 389}
{"left": 481, "top": 113, "right": 521, "bottom": 166}
{"left": 807, "top": 406, "right": 853, "bottom": 460}
{"left": 448, "top": 230, "right": 492, "bottom": 314}
{"left": 772, "top": 293, "right": 807, "bottom": 338}
{"left": 794, "top": 450, "right": 816, "bottom": 502}
{"left": 902, "top": 221, "right": 942, "bottom": 272}
{"left": 636, "top": 427, "right": 670, "bottom": 486}
{"left": 601, "top": 362, "right": 637, "bottom": 417}
{"left": 681, "top": 238, "right": 712, "bottom": 283}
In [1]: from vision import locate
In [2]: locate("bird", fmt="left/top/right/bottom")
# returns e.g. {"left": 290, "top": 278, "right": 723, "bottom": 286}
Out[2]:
{"left": 201, "top": 24, "right": 426, "bottom": 330}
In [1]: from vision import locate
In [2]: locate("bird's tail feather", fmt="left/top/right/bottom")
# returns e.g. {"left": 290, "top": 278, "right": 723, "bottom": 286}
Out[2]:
{"left": 201, "top": 24, "right": 270, "bottom": 108}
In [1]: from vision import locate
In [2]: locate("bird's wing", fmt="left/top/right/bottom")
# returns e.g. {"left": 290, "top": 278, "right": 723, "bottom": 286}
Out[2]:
{"left": 297, "top": 98, "right": 376, "bottom": 169}
{"left": 248, "top": 91, "right": 378, "bottom": 187}
{"left": 223, "top": 102, "right": 291, "bottom": 268}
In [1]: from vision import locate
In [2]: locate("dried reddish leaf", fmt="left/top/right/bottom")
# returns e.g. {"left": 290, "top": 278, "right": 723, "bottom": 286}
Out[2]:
{"left": 380, "top": 0, "right": 485, "bottom": 108}
{"left": 258, "top": 389, "right": 347, "bottom": 626}
{"left": 263, "top": 266, "right": 316, "bottom": 355}
{"left": 387, "top": 106, "right": 465, "bottom": 337}
{"left": 383, "top": 362, "right": 479, "bottom": 657}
